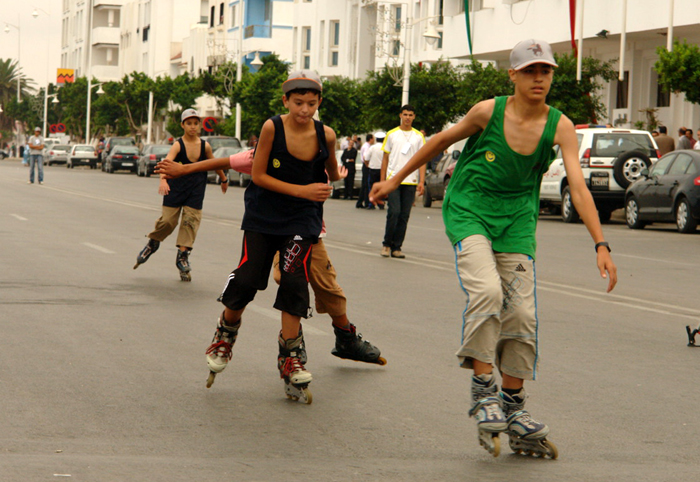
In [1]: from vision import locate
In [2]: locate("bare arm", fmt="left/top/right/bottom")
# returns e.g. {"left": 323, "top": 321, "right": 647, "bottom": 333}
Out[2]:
{"left": 324, "top": 126, "right": 342, "bottom": 182}
{"left": 371, "top": 99, "right": 494, "bottom": 202}
{"left": 158, "top": 142, "right": 181, "bottom": 195}
{"left": 555, "top": 115, "right": 617, "bottom": 292}
{"left": 251, "top": 120, "right": 331, "bottom": 202}
{"left": 155, "top": 156, "right": 230, "bottom": 178}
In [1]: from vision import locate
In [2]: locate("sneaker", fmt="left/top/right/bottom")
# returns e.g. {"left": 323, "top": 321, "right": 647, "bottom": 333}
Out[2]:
{"left": 381, "top": 246, "right": 391, "bottom": 257}
{"left": 391, "top": 250, "right": 405, "bottom": 259}
{"left": 39, "top": 182, "right": 43, "bottom": 185}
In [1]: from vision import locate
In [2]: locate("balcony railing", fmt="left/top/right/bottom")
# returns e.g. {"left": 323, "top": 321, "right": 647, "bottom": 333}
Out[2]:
{"left": 244, "top": 24, "right": 271, "bottom": 39}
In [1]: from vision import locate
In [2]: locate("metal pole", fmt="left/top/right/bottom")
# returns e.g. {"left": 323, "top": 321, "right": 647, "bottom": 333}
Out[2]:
{"left": 17, "top": 15, "right": 21, "bottom": 103}
{"left": 576, "top": 0, "right": 584, "bottom": 82}
{"left": 147, "top": 91, "right": 153, "bottom": 144}
{"left": 85, "top": 0, "right": 95, "bottom": 143}
{"left": 401, "top": 15, "right": 412, "bottom": 106}
{"left": 667, "top": 0, "right": 674, "bottom": 51}
{"left": 235, "top": 0, "right": 244, "bottom": 141}
{"left": 619, "top": 0, "right": 627, "bottom": 82}
{"left": 43, "top": 88, "right": 48, "bottom": 138}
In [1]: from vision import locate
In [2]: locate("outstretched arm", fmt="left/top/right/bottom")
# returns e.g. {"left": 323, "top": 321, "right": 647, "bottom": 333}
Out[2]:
{"left": 158, "top": 142, "right": 181, "bottom": 196}
{"left": 555, "top": 115, "right": 617, "bottom": 292}
{"left": 155, "top": 156, "right": 231, "bottom": 178}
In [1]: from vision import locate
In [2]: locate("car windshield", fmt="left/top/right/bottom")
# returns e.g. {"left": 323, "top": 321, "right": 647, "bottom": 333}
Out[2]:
{"left": 55, "top": 145, "right": 70, "bottom": 151}
{"left": 207, "top": 138, "right": 242, "bottom": 150}
{"left": 591, "top": 134, "right": 655, "bottom": 157}
{"left": 75, "top": 146, "right": 95, "bottom": 153}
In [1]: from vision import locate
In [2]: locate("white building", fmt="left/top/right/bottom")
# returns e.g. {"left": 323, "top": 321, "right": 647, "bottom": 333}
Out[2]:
{"left": 59, "top": 0, "right": 700, "bottom": 134}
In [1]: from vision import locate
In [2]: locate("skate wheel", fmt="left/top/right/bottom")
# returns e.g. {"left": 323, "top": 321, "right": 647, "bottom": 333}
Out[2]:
{"left": 206, "top": 372, "right": 216, "bottom": 388}
{"left": 133, "top": 263, "right": 140, "bottom": 270}
{"left": 180, "top": 272, "right": 191, "bottom": 282}
{"left": 301, "top": 388, "right": 313, "bottom": 405}
{"left": 490, "top": 435, "right": 500, "bottom": 457}
{"left": 376, "top": 357, "right": 388, "bottom": 366}
{"left": 543, "top": 440, "right": 558, "bottom": 460}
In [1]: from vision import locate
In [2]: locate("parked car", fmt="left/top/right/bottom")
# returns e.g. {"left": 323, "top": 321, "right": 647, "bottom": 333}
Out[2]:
{"left": 211, "top": 146, "right": 247, "bottom": 186}
{"left": 104, "top": 145, "right": 141, "bottom": 173}
{"left": 47, "top": 144, "right": 71, "bottom": 166}
{"left": 423, "top": 150, "right": 459, "bottom": 207}
{"left": 103, "top": 136, "right": 136, "bottom": 157}
{"left": 137, "top": 144, "right": 171, "bottom": 177}
{"left": 67, "top": 145, "right": 99, "bottom": 169}
{"left": 42, "top": 138, "right": 61, "bottom": 157}
{"left": 625, "top": 150, "right": 700, "bottom": 233}
{"left": 201, "top": 136, "right": 242, "bottom": 151}
{"left": 331, "top": 149, "right": 363, "bottom": 199}
{"left": 540, "top": 127, "right": 660, "bottom": 223}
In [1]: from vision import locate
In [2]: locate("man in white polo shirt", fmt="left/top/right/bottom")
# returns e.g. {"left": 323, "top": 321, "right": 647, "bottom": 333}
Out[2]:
{"left": 379, "top": 105, "right": 425, "bottom": 258}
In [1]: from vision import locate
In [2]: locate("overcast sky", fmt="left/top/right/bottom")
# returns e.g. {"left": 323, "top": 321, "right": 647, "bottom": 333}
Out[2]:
{"left": 1, "top": 1, "right": 63, "bottom": 92}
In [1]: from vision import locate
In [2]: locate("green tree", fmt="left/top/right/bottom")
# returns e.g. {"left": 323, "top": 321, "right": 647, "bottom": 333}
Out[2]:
{"left": 548, "top": 53, "right": 618, "bottom": 124}
{"left": 318, "top": 76, "right": 364, "bottom": 137}
{"left": 655, "top": 39, "right": 700, "bottom": 104}
{"left": 408, "top": 61, "right": 466, "bottom": 135}
{"left": 459, "top": 61, "right": 513, "bottom": 112}
{"left": 0, "top": 58, "right": 36, "bottom": 131}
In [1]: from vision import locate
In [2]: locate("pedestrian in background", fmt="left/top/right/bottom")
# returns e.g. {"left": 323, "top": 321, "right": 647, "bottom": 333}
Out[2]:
{"left": 340, "top": 138, "right": 357, "bottom": 199}
{"left": 654, "top": 126, "right": 674, "bottom": 156}
{"left": 356, "top": 134, "right": 374, "bottom": 209}
{"left": 27, "top": 127, "right": 45, "bottom": 184}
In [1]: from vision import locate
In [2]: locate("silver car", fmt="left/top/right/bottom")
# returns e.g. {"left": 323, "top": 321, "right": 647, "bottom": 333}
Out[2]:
{"left": 211, "top": 146, "right": 247, "bottom": 186}
{"left": 47, "top": 144, "right": 71, "bottom": 166}
{"left": 67, "top": 145, "right": 99, "bottom": 169}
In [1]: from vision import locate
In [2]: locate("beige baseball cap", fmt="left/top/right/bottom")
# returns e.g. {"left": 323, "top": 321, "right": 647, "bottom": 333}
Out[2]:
{"left": 282, "top": 70, "right": 322, "bottom": 94}
{"left": 510, "top": 39, "right": 558, "bottom": 71}
{"left": 181, "top": 108, "right": 200, "bottom": 122}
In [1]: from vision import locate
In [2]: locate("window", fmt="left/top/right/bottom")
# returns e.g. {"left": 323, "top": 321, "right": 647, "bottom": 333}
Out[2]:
{"left": 230, "top": 5, "right": 237, "bottom": 28}
{"left": 392, "top": 39, "right": 401, "bottom": 57}
{"left": 437, "top": 31, "right": 443, "bottom": 49}
{"left": 650, "top": 155, "right": 674, "bottom": 176}
{"left": 219, "top": 3, "right": 224, "bottom": 25}
{"left": 394, "top": 6, "right": 402, "bottom": 32}
{"left": 330, "top": 51, "right": 339, "bottom": 67}
{"left": 330, "top": 21, "right": 339, "bottom": 47}
{"left": 668, "top": 153, "right": 693, "bottom": 175}
{"left": 615, "top": 71, "right": 629, "bottom": 109}
{"left": 303, "top": 56, "right": 310, "bottom": 69}
{"left": 656, "top": 83, "right": 671, "bottom": 108}
{"left": 438, "top": 0, "right": 444, "bottom": 25}
{"left": 302, "top": 27, "right": 311, "bottom": 51}
{"left": 210, "top": 6, "right": 215, "bottom": 27}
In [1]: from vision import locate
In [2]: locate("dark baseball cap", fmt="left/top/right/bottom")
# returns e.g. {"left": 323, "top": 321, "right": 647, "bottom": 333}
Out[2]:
{"left": 282, "top": 70, "right": 322, "bottom": 94}
{"left": 510, "top": 39, "right": 558, "bottom": 71}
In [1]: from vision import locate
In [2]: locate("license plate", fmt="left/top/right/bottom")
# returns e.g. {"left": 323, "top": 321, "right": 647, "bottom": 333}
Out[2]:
{"left": 122, "top": 162, "right": 133, "bottom": 166}
{"left": 590, "top": 174, "right": 609, "bottom": 189}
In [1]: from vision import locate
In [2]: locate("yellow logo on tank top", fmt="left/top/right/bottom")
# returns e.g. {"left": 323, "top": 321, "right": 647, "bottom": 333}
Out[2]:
{"left": 272, "top": 158, "right": 281, "bottom": 168}
{"left": 485, "top": 151, "right": 496, "bottom": 162}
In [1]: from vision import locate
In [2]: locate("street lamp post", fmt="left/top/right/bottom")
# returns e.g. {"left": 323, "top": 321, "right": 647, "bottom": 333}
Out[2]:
{"left": 43, "top": 91, "right": 60, "bottom": 138}
{"left": 4, "top": 17, "right": 21, "bottom": 103}
{"left": 86, "top": 82, "right": 105, "bottom": 143}
{"left": 400, "top": 14, "right": 441, "bottom": 106}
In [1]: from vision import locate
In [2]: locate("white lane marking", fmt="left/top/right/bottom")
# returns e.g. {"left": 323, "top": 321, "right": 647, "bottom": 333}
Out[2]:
{"left": 10, "top": 214, "right": 27, "bottom": 221}
{"left": 322, "top": 240, "right": 697, "bottom": 320}
{"left": 246, "top": 304, "right": 329, "bottom": 336}
{"left": 82, "top": 242, "right": 116, "bottom": 254}
{"left": 614, "top": 253, "right": 698, "bottom": 267}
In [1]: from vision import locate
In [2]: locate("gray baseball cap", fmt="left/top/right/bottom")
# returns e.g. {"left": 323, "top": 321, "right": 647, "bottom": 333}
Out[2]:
{"left": 34, "top": 126, "right": 41, "bottom": 132}
{"left": 181, "top": 108, "right": 200, "bottom": 122}
{"left": 510, "top": 39, "right": 558, "bottom": 70}
{"left": 282, "top": 70, "right": 322, "bottom": 94}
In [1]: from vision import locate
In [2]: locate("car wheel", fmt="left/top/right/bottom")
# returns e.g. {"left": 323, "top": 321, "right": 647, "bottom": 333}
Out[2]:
{"left": 423, "top": 185, "right": 432, "bottom": 207}
{"left": 675, "top": 197, "right": 697, "bottom": 233}
{"left": 561, "top": 186, "right": 580, "bottom": 223}
{"left": 625, "top": 196, "right": 646, "bottom": 229}
{"left": 613, "top": 150, "right": 652, "bottom": 189}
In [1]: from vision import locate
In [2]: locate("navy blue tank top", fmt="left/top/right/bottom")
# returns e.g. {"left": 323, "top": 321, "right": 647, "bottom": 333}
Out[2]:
{"left": 241, "top": 115, "right": 328, "bottom": 239}
{"left": 163, "top": 138, "right": 208, "bottom": 209}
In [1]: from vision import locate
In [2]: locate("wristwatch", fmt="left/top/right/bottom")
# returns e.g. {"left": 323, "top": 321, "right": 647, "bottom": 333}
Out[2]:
{"left": 594, "top": 242, "right": 611, "bottom": 253}
{"left": 221, "top": 178, "right": 228, "bottom": 184}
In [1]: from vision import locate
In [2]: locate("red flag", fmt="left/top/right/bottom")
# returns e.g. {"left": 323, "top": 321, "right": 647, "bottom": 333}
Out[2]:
{"left": 569, "top": 0, "right": 577, "bottom": 54}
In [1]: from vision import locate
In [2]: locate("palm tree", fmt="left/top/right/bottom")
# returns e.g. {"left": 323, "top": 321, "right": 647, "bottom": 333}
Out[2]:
{"left": 0, "top": 58, "right": 35, "bottom": 131}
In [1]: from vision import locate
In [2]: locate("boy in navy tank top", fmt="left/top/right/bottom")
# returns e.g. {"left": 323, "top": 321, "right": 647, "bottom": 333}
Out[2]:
{"left": 133, "top": 109, "right": 227, "bottom": 281}
{"left": 371, "top": 40, "right": 617, "bottom": 457}
{"left": 202, "top": 70, "right": 345, "bottom": 403}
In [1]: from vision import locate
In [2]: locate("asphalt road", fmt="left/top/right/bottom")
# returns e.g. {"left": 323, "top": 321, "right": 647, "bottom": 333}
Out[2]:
{"left": 1, "top": 159, "right": 699, "bottom": 481}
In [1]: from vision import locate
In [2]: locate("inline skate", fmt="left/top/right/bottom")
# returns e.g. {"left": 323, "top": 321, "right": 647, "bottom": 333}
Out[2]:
{"left": 468, "top": 373, "right": 507, "bottom": 457}
{"left": 330, "top": 323, "right": 386, "bottom": 365}
{"left": 133, "top": 238, "right": 160, "bottom": 269}
{"left": 205, "top": 313, "right": 241, "bottom": 388}
{"left": 278, "top": 332, "right": 312, "bottom": 404}
{"left": 176, "top": 249, "right": 192, "bottom": 282}
{"left": 500, "top": 389, "right": 558, "bottom": 459}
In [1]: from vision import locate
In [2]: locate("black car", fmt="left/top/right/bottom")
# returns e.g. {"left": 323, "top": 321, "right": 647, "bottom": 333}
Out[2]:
{"left": 625, "top": 150, "right": 700, "bottom": 233}
{"left": 104, "top": 146, "right": 141, "bottom": 173}
{"left": 102, "top": 137, "right": 136, "bottom": 170}
{"left": 423, "top": 150, "right": 459, "bottom": 207}
{"left": 137, "top": 144, "right": 171, "bottom": 177}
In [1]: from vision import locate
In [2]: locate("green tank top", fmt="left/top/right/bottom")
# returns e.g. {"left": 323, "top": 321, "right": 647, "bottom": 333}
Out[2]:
{"left": 442, "top": 96, "right": 561, "bottom": 259}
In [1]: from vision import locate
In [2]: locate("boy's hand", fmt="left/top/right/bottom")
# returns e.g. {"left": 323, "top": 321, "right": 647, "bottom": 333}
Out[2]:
{"left": 369, "top": 179, "right": 397, "bottom": 205}
{"left": 597, "top": 251, "right": 618, "bottom": 292}
{"left": 220, "top": 181, "right": 228, "bottom": 194}
{"left": 158, "top": 178, "right": 170, "bottom": 196}
{"left": 337, "top": 164, "right": 348, "bottom": 180}
{"left": 301, "top": 183, "right": 333, "bottom": 202}
{"left": 155, "top": 159, "right": 185, "bottom": 179}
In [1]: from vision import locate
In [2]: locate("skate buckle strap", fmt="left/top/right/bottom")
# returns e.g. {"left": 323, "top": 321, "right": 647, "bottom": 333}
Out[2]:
{"left": 469, "top": 396, "right": 501, "bottom": 418}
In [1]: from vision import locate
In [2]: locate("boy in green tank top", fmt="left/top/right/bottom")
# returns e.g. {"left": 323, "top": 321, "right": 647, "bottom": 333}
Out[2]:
{"left": 370, "top": 39, "right": 617, "bottom": 458}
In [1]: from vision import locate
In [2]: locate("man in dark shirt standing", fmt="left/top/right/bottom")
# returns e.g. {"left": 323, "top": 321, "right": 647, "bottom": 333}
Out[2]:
{"left": 341, "top": 139, "right": 357, "bottom": 199}
{"left": 654, "top": 126, "right": 675, "bottom": 156}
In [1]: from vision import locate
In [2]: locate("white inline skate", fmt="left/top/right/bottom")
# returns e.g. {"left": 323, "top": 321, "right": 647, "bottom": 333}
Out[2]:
{"left": 468, "top": 374, "right": 507, "bottom": 457}
{"left": 500, "top": 389, "right": 558, "bottom": 459}
{"left": 205, "top": 313, "right": 240, "bottom": 388}
{"left": 278, "top": 332, "right": 312, "bottom": 404}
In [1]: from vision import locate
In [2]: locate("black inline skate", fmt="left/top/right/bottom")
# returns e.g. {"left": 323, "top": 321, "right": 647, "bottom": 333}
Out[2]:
{"left": 331, "top": 323, "right": 387, "bottom": 365}
{"left": 133, "top": 238, "right": 160, "bottom": 269}
{"left": 176, "top": 249, "right": 192, "bottom": 281}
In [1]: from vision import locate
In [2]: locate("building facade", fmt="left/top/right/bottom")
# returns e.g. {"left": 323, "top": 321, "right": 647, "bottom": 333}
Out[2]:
{"left": 59, "top": 0, "right": 700, "bottom": 135}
